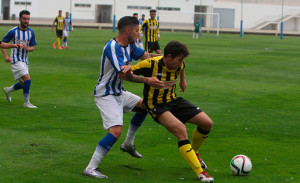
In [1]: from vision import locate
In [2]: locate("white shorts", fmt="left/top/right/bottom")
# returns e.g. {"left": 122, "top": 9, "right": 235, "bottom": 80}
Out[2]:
{"left": 63, "top": 30, "right": 69, "bottom": 37}
{"left": 11, "top": 61, "right": 29, "bottom": 80}
{"left": 95, "top": 91, "right": 141, "bottom": 130}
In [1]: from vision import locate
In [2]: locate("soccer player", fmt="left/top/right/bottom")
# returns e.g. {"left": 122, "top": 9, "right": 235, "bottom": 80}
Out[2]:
{"left": 139, "top": 9, "right": 161, "bottom": 54}
{"left": 133, "top": 13, "right": 143, "bottom": 49}
{"left": 138, "top": 14, "right": 145, "bottom": 37}
{"left": 125, "top": 40, "right": 214, "bottom": 182}
{"left": 1, "top": 10, "right": 38, "bottom": 108}
{"left": 193, "top": 19, "right": 201, "bottom": 39}
{"left": 82, "top": 16, "right": 165, "bottom": 179}
{"left": 51, "top": 10, "right": 67, "bottom": 50}
{"left": 62, "top": 12, "right": 73, "bottom": 49}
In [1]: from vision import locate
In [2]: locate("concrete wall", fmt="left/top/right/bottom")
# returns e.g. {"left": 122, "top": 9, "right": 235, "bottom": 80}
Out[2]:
{"left": 3, "top": 0, "right": 300, "bottom": 30}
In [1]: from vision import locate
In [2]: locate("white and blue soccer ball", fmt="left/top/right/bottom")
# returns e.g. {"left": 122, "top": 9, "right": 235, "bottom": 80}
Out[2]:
{"left": 230, "top": 155, "right": 252, "bottom": 176}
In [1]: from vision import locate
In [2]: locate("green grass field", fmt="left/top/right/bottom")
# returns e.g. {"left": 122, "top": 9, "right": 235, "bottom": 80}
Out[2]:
{"left": 0, "top": 26, "right": 299, "bottom": 183}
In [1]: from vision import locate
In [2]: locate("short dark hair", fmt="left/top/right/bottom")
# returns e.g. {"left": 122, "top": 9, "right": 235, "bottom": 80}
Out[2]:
{"left": 142, "top": 14, "right": 145, "bottom": 16}
{"left": 19, "top": 10, "right": 30, "bottom": 18}
{"left": 150, "top": 9, "right": 157, "bottom": 13}
{"left": 133, "top": 13, "right": 138, "bottom": 16}
{"left": 59, "top": 10, "right": 62, "bottom": 12}
{"left": 164, "top": 41, "right": 190, "bottom": 58}
{"left": 117, "top": 16, "right": 139, "bottom": 32}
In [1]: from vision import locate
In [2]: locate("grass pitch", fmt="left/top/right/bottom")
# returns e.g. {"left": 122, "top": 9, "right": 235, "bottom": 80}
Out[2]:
{"left": 0, "top": 26, "right": 299, "bottom": 183}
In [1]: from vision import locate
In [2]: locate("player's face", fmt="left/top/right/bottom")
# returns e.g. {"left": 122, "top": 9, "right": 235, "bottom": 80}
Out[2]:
{"left": 19, "top": 14, "right": 30, "bottom": 29}
{"left": 150, "top": 12, "right": 156, "bottom": 19}
{"left": 133, "top": 15, "right": 138, "bottom": 19}
{"left": 66, "top": 12, "right": 69, "bottom": 18}
{"left": 128, "top": 25, "right": 139, "bottom": 44}
{"left": 59, "top": 11, "right": 62, "bottom": 16}
{"left": 166, "top": 54, "right": 185, "bottom": 70}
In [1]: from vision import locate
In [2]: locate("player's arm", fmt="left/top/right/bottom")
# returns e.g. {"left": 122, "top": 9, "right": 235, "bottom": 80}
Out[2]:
{"left": 51, "top": 17, "right": 57, "bottom": 32}
{"left": 0, "top": 41, "right": 21, "bottom": 49}
{"left": 157, "top": 21, "right": 160, "bottom": 41}
{"left": 1, "top": 48, "right": 11, "bottom": 63}
{"left": 139, "top": 20, "right": 146, "bottom": 33}
{"left": 22, "top": 45, "right": 35, "bottom": 52}
{"left": 179, "top": 67, "right": 186, "bottom": 92}
{"left": 140, "top": 52, "right": 162, "bottom": 60}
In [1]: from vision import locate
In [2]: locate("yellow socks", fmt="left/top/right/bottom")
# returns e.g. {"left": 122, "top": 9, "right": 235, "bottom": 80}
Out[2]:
{"left": 54, "top": 38, "right": 61, "bottom": 46}
{"left": 191, "top": 127, "right": 209, "bottom": 153}
{"left": 178, "top": 140, "right": 203, "bottom": 176}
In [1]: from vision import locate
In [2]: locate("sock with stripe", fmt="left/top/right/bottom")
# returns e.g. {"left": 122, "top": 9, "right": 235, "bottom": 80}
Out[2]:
{"left": 178, "top": 140, "right": 203, "bottom": 176}
{"left": 124, "top": 112, "right": 147, "bottom": 145}
{"left": 86, "top": 133, "right": 118, "bottom": 170}
{"left": 191, "top": 127, "right": 210, "bottom": 153}
{"left": 23, "top": 79, "right": 31, "bottom": 103}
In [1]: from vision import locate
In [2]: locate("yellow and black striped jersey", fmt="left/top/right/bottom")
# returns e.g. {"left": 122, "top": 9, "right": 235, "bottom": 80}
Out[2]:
{"left": 54, "top": 16, "right": 64, "bottom": 30}
{"left": 139, "top": 18, "right": 160, "bottom": 42}
{"left": 131, "top": 56, "right": 185, "bottom": 110}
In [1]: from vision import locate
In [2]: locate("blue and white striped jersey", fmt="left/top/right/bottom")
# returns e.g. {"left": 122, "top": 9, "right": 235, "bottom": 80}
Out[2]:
{"left": 63, "top": 17, "right": 72, "bottom": 31}
{"left": 94, "top": 38, "right": 145, "bottom": 97}
{"left": 2, "top": 26, "right": 37, "bottom": 65}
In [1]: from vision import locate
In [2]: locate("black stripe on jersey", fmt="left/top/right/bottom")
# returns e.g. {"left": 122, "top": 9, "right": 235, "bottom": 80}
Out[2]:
{"left": 163, "top": 71, "right": 171, "bottom": 103}
{"left": 143, "top": 60, "right": 155, "bottom": 106}
{"left": 153, "top": 59, "right": 163, "bottom": 105}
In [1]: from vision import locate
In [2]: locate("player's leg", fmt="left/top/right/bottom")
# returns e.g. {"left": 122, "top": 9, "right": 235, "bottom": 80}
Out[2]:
{"left": 121, "top": 93, "right": 146, "bottom": 158}
{"left": 4, "top": 82, "right": 23, "bottom": 103}
{"left": 21, "top": 74, "right": 37, "bottom": 108}
{"left": 196, "top": 31, "right": 199, "bottom": 39}
{"left": 188, "top": 112, "right": 213, "bottom": 170}
{"left": 193, "top": 32, "right": 196, "bottom": 39}
{"left": 158, "top": 111, "right": 212, "bottom": 180}
{"left": 84, "top": 95, "right": 123, "bottom": 178}
{"left": 154, "top": 42, "right": 161, "bottom": 54}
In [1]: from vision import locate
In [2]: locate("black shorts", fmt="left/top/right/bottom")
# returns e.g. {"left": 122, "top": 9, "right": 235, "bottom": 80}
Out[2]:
{"left": 146, "top": 41, "right": 160, "bottom": 53}
{"left": 148, "top": 97, "right": 202, "bottom": 123}
{"left": 56, "top": 30, "right": 63, "bottom": 37}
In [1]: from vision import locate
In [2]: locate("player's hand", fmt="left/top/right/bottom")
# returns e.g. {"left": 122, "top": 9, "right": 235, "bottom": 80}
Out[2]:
{"left": 139, "top": 35, "right": 142, "bottom": 42}
{"left": 179, "top": 79, "right": 186, "bottom": 92}
{"left": 120, "top": 65, "right": 132, "bottom": 73}
{"left": 157, "top": 36, "right": 160, "bottom": 41}
{"left": 147, "top": 77, "right": 165, "bottom": 88}
{"left": 51, "top": 28, "right": 53, "bottom": 32}
{"left": 4, "top": 56, "right": 12, "bottom": 63}
{"left": 12, "top": 44, "right": 22, "bottom": 48}
{"left": 22, "top": 44, "right": 28, "bottom": 51}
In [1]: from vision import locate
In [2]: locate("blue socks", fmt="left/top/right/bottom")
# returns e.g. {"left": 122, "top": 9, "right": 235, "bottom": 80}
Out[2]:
{"left": 13, "top": 82, "right": 23, "bottom": 90}
{"left": 98, "top": 133, "right": 118, "bottom": 152}
{"left": 131, "top": 112, "right": 147, "bottom": 127}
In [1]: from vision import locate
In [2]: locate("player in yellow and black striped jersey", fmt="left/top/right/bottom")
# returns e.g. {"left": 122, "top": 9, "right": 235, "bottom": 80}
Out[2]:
{"left": 139, "top": 9, "right": 161, "bottom": 54}
{"left": 51, "top": 10, "right": 66, "bottom": 49}
{"left": 131, "top": 40, "right": 215, "bottom": 182}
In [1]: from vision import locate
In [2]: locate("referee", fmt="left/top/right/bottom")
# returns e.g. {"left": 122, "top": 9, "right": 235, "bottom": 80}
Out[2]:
{"left": 139, "top": 9, "right": 161, "bottom": 54}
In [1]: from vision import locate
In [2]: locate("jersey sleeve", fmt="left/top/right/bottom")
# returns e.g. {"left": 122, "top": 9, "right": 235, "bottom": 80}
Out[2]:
{"left": 29, "top": 30, "right": 37, "bottom": 46}
{"left": 132, "top": 60, "right": 152, "bottom": 77}
{"left": 2, "top": 29, "right": 15, "bottom": 43}
{"left": 139, "top": 20, "right": 147, "bottom": 33}
{"left": 104, "top": 42, "right": 124, "bottom": 72}
{"left": 131, "top": 43, "right": 145, "bottom": 60}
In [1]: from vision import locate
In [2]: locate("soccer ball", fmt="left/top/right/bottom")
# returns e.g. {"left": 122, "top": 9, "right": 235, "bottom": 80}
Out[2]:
{"left": 230, "top": 155, "right": 252, "bottom": 176}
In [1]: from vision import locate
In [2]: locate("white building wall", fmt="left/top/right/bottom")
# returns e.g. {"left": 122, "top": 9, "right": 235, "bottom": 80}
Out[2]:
{"left": 3, "top": 0, "right": 300, "bottom": 29}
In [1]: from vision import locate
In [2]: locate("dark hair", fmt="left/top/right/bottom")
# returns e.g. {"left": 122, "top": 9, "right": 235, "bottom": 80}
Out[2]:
{"left": 164, "top": 41, "right": 189, "bottom": 58}
{"left": 142, "top": 14, "right": 145, "bottom": 16}
{"left": 117, "top": 16, "right": 139, "bottom": 32}
{"left": 19, "top": 10, "right": 30, "bottom": 18}
{"left": 133, "top": 13, "right": 138, "bottom": 16}
{"left": 59, "top": 10, "right": 62, "bottom": 12}
{"left": 150, "top": 9, "right": 157, "bottom": 13}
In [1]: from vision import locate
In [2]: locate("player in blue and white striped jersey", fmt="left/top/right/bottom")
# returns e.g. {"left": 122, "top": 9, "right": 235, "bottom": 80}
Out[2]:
{"left": 62, "top": 12, "right": 73, "bottom": 49}
{"left": 83, "top": 16, "right": 164, "bottom": 179}
{"left": 1, "top": 10, "right": 37, "bottom": 108}
{"left": 133, "top": 13, "right": 143, "bottom": 49}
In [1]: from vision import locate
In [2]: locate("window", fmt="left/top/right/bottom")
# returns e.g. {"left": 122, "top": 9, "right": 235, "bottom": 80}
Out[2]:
{"left": 15, "top": 1, "right": 31, "bottom": 5}
{"left": 157, "top": 7, "right": 180, "bottom": 11}
{"left": 75, "top": 3, "right": 91, "bottom": 8}
{"left": 127, "top": 6, "right": 151, "bottom": 10}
